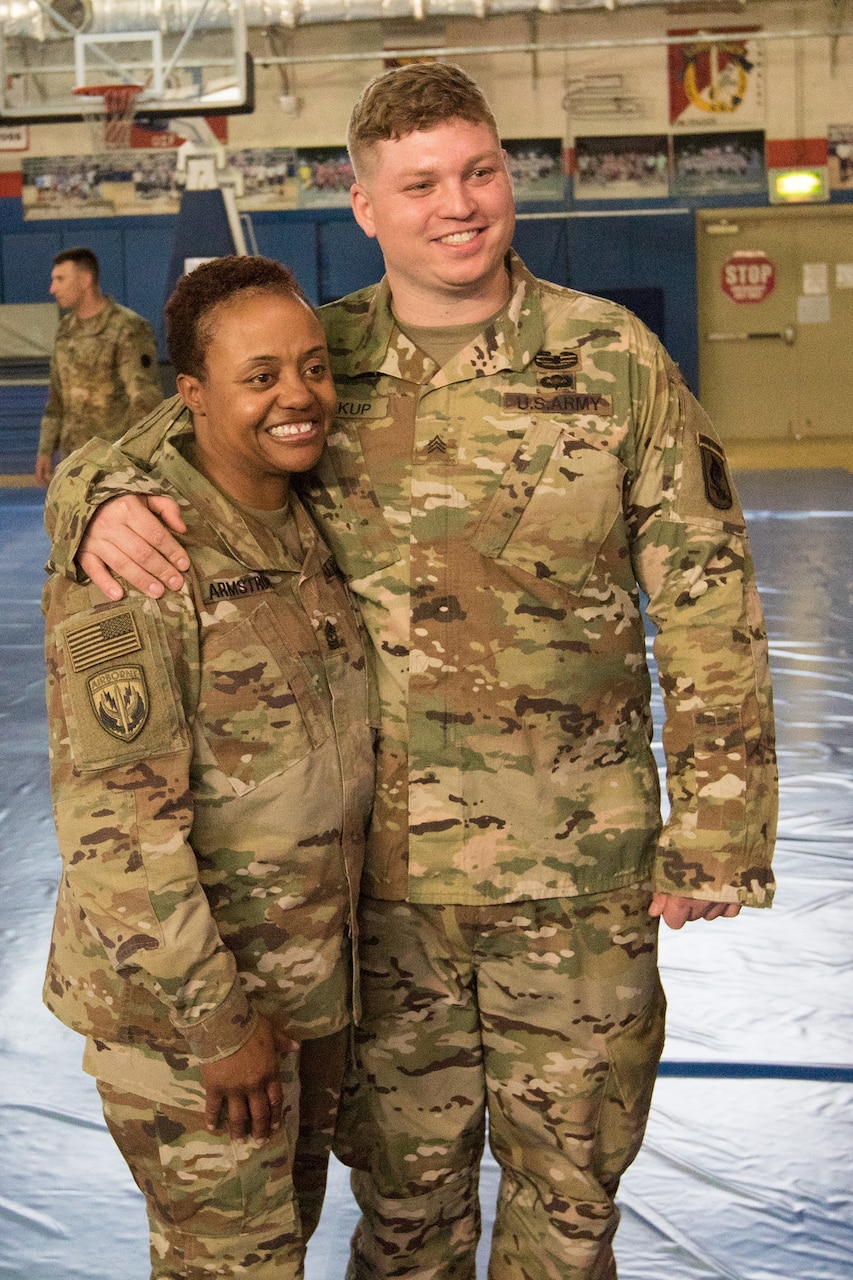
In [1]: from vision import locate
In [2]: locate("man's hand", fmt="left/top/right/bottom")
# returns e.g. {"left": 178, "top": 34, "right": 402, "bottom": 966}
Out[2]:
{"left": 649, "top": 893, "right": 742, "bottom": 930}
{"left": 79, "top": 493, "right": 190, "bottom": 600}
{"left": 35, "top": 455, "right": 53, "bottom": 487}
{"left": 200, "top": 1014, "right": 298, "bottom": 1142}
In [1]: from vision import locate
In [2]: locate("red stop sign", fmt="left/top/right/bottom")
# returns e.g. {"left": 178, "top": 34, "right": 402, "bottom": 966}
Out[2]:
{"left": 721, "top": 250, "right": 776, "bottom": 304}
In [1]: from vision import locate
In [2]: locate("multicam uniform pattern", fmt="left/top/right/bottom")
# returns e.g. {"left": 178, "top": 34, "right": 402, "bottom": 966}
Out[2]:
{"left": 311, "top": 251, "right": 776, "bottom": 1280}
{"left": 312, "top": 251, "right": 777, "bottom": 910}
{"left": 38, "top": 295, "right": 162, "bottom": 462}
{"left": 43, "top": 400, "right": 375, "bottom": 1278}
{"left": 45, "top": 251, "right": 777, "bottom": 1280}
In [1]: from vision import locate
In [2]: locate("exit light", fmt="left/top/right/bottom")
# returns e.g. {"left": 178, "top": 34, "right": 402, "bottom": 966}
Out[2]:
{"left": 768, "top": 166, "right": 829, "bottom": 204}
{"left": 778, "top": 172, "right": 821, "bottom": 196}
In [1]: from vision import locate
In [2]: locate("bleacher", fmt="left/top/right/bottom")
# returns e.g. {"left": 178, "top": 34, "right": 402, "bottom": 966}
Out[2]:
{"left": 0, "top": 371, "right": 49, "bottom": 477}
{"left": 0, "top": 304, "right": 56, "bottom": 479}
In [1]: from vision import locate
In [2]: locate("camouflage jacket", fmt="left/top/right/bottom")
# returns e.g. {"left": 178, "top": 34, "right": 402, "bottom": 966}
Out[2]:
{"left": 309, "top": 251, "right": 777, "bottom": 907}
{"left": 46, "top": 253, "right": 777, "bottom": 911}
{"left": 38, "top": 295, "right": 162, "bottom": 460}
{"left": 43, "top": 400, "right": 374, "bottom": 1090}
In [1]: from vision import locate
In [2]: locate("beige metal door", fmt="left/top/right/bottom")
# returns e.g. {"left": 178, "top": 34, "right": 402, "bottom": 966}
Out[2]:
{"left": 696, "top": 205, "right": 853, "bottom": 441}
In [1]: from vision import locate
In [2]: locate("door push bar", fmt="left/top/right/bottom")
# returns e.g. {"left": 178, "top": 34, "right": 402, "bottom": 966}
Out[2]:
{"left": 705, "top": 325, "right": 796, "bottom": 345}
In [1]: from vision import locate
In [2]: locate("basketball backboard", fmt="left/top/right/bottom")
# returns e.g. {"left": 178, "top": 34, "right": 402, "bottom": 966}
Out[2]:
{"left": 0, "top": 0, "right": 252, "bottom": 123}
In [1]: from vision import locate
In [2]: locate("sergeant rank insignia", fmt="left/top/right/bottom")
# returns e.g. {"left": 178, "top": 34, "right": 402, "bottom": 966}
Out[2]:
{"left": 87, "top": 666, "right": 149, "bottom": 741}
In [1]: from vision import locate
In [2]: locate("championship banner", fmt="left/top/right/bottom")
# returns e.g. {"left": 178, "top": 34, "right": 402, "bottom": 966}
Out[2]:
{"left": 668, "top": 28, "right": 764, "bottom": 128}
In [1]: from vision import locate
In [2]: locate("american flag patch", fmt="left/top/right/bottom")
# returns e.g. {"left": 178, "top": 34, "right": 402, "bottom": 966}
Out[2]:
{"left": 66, "top": 612, "right": 143, "bottom": 672}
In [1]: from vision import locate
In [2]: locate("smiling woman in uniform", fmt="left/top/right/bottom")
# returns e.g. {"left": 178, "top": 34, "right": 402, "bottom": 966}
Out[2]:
{"left": 42, "top": 255, "right": 375, "bottom": 1279}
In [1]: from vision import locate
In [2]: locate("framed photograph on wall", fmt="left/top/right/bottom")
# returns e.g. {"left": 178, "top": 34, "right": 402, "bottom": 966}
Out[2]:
{"left": 572, "top": 135, "right": 670, "bottom": 201}
{"left": 230, "top": 147, "right": 299, "bottom": 210}
{"left": 828, "top": 126, "right": 853, "bottom": 191}
{"left": 294, "top": 147, "right": 355, "bottom": 208}
{"left": 671, "top": 130, "right": 765, "bottom": 196}
{"left": 503, "top": 138, "right": 566, "bottom": 202}
{"left": 22, "top": 152, "right": 184, "bottom": 218}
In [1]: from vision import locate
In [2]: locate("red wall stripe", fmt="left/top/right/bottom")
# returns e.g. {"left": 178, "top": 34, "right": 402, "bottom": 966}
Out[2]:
{"left": 765, "top": 138, "right": 828, "bottom": 168}
{"left": 0, "top": 171, "right": 23, "bottom": 197}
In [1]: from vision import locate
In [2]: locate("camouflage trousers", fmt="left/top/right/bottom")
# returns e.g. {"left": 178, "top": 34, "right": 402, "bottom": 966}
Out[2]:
{"left": 334, "top": 886, "right": 666, "bottom": 1280}
{"left": 98, "top": 1028, "right": 347, "bottom": 1279}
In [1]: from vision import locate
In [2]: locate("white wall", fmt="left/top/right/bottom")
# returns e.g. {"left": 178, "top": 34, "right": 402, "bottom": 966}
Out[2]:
{"left": 7, "top": 2, "right": 853, "bottom": 161}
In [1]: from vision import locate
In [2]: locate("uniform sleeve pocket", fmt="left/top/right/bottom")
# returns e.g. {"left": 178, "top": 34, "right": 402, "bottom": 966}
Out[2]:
{"left": 56, "top": 600, "right": 189, "bottom": 772}
{"left": 469, "top": 428, "right": 626, "bottom": 593}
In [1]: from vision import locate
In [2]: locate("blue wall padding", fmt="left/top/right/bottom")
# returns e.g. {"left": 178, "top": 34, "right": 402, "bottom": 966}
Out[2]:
{"left": 162, "top": 188, "right": 241, "bottom": 311}
{"left": 0, "top": 200, "right": 703, "bottom": 395}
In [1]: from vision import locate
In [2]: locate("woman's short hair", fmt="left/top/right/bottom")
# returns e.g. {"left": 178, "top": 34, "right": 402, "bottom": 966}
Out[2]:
{"left": 165, "top": 255, "right": 308, "bottom": 379}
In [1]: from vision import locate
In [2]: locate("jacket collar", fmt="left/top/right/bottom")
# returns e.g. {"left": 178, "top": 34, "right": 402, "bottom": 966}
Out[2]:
{"left": 68, "top": 295, "right": 119, "bottom": 334}
{"left": 140, "top": 399, "right": 326, "bottom": 574}
{"left": 328, "top": 250, "right": 545, "bottom": 387}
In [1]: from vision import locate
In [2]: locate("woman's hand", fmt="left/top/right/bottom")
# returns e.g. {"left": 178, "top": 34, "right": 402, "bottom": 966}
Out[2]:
{"left": 200, "top": 1014, "right": 298, "bottom": 1142}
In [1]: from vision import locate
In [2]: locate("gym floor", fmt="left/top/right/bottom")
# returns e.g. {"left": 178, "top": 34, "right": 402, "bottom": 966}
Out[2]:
{"left": 0, "top": 461, "right": 850, "bottom": 1279}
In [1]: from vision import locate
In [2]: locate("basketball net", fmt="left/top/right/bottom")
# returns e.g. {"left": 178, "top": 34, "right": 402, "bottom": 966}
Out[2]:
{"left": 73, "top": 83, "right": 143, "bottom": 152}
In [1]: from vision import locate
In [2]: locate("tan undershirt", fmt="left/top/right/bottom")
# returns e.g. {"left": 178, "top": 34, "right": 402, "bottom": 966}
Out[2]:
{"left": 393, "top": 303, "right": 506, "bottom": 369}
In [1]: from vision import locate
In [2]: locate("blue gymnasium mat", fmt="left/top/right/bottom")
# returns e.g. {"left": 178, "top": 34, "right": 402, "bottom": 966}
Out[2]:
{"left": 0, "top": 471, "right": 850, "bottom": 1279}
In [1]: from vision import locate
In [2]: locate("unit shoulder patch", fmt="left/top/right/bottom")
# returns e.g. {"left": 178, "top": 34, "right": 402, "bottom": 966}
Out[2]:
{"left": 87, "top": 665, "right": 149, "bottom": 741}
{"left": 55, "top": 600, "right": 190, "bottom": 771}
{"left": 698, "top": 434, "right": 734, "bottom": 511}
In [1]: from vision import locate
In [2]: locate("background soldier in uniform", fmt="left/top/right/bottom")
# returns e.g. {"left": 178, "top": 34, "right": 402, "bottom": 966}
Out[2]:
{"left": 35, "top": 246, "right": 163, "bottom": 485}
{"left": 45, "top": 65, "right": 777, "bottom": 1280}
{"left": 42, "top": 256, "right": 374, "bottom": 1278}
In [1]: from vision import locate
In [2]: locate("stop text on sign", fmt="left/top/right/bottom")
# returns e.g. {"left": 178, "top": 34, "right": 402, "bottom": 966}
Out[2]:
{"left": 721, "top": 250, "right": 776, "bottom": 304}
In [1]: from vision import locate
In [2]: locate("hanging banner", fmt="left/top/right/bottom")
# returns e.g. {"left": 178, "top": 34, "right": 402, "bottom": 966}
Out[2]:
{"left": 668, "top": 28, "right": 764, "bottom": 128}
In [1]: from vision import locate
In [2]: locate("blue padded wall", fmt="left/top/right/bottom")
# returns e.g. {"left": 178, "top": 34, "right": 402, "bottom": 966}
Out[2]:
{"left": 251, "top": 216, "right": 321, "bottom": 305}
{"left": 3, "top": 232, "right": 62, "bottom": 303}
{"left": 0, "top": 200, "right": 702, "bottom": 394}
{"left": 319, "top": 217, "right": 384, "bottom": 304}
{"left": 565, "top": 212, "right": 698, "bottom": 392}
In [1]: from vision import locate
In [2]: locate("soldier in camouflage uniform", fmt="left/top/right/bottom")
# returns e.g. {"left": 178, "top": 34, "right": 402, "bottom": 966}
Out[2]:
{"left": 35, "top": 246, "right": 162, "bottom": 486}
{"left": 44, "top": 65, "right": 777, "bottom": 1280}
{"left": 42, "top": 257, "right": 375, "bottom": 1279}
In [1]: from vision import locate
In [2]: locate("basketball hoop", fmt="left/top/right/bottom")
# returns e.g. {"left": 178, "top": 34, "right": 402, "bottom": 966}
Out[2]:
{"left": 73, "top": 82, "right": 143, "bottom": 151}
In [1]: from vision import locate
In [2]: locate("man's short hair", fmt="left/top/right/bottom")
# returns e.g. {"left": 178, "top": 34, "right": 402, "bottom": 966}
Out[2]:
{"left": 165, "top": 254, "right": 308, "bottom": 380}
{"left": 347, "top": 62, "right": 500, "bottom": 180}
{"left": 53, "top": 247, "right": 100, "bottom": 283}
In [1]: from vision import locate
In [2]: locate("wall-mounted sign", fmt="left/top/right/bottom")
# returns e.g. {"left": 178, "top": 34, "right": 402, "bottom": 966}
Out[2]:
{"left": 721, "top": 249, "right": 776, "bottom": 304}
{"left": 0, "top": 123, "right": 28, "bottom": 151}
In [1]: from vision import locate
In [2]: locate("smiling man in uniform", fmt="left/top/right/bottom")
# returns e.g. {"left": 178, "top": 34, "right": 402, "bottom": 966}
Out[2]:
{"left": 44, "top": 63, "right": 777, "bottom": 1280}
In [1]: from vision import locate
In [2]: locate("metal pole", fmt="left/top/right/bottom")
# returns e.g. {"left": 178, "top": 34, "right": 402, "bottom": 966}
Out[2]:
{"left": 255, "top": 25, "right": 853, "bottom": 68}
